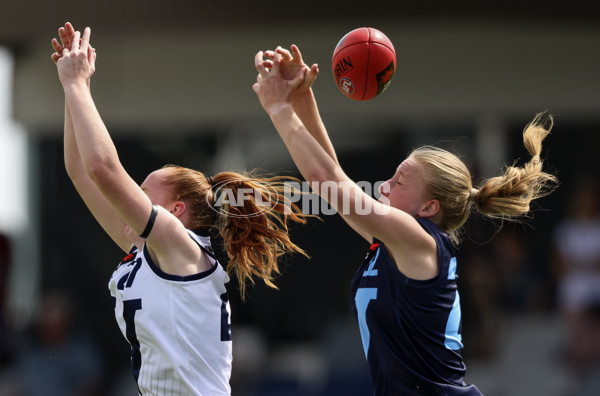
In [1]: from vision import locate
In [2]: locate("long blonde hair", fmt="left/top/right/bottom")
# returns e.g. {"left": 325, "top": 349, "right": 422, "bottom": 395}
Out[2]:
{"left": 162, "top": 165, "right": 311, "bottom": 299}
{"left": 410, "top": 112, "right": 558, "bottom": 244}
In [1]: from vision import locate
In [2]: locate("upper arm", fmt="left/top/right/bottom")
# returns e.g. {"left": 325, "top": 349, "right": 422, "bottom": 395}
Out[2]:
{"left": 339, "top": 216, "right": 373, "bottom": 243}
{"left": 292, "top": 89, "right": 339, "bottom": 165}
{"left": 340, "top": 185, "right": 427, "bottom": 249}
{"left": 323, "top": 171, "right": 437, "bottom": 277}
{"left": 68, "top": 168, "right": 133, "bottom": 253}
{"left": 89, "top": 165, "right": 154, "bottom": 237}
{"left": 65, "top": 103, "right": 132, "bottom": 252}
{"left": 271, "top": 106, "right": 435, "bottom": 274}
{"left": 91, "top": 166, "right": 203, "bottom": 275}
{"left": 291, "top": 95, "right": 367, "bottom": 240}
{"left": 63, "top": 87, "right": 202, "bottom": 271}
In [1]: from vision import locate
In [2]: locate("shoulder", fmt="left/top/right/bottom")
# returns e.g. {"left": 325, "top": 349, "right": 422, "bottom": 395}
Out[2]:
{"left": 381, "top": 218, "right": 440, "bottom": 281}
{"left": 416, "top": 218, "right": 455, "bottom": 254}
{"left": 146, "top": 227, "right": 216, "bottom": 277}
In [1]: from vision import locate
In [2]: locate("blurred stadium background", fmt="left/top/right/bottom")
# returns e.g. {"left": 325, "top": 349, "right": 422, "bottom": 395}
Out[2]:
{"left": 1, "top": 1, "right": 600, "bottom": 395}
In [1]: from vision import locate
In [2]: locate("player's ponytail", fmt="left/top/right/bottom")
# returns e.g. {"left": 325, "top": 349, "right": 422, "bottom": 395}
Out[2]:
{"left": 471, "top": 112, "right": 558, "bottom": 220}
{"left": 209, "top": 171, "right": 311, "bottom": 299}
{"left": 409, "top": 112, "right": 557, "bottom": 245}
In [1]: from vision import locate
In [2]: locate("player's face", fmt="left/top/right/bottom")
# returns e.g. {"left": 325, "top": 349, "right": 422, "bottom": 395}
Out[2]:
{"left": 140, "top": 169, "right": 177, "bottom": 211}
{"left": 378, "top": 158, "right": 427, "bottom": 216}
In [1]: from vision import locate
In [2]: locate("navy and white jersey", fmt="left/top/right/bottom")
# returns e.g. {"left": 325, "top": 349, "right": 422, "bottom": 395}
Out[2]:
{"left": 351, "top": 218, "right": 482, "bottom": 395}
{"left": 108, "top": 229, "right": 232, "bottom": 396}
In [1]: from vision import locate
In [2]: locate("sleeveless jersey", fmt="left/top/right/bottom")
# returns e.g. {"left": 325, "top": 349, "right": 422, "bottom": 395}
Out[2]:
{"left": 108, "top": 229, "right": 232, "bottom": 396}
{"left": 351, "top": 218, "right": 482, "bottom": 395}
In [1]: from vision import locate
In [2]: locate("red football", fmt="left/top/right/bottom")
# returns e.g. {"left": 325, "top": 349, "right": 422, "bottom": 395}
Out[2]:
{"left": 332, "top": 27, "right": 396, "bottom": 101}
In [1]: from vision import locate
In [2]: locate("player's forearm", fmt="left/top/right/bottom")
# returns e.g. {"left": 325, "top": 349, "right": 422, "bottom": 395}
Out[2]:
{"left": 291, "top": 89, "right": 339, "bottom": 165}
{"left": 63, "top": 102, "right": 88, "bottom": 181}
{"left": 63, "top": 83, "right": 121, "bottom": 181}
{"left": 63, "top": 94, "right": 133, "bottom": 253}
{"left": 270, "top": 104, "right": 339, "bottom": 185}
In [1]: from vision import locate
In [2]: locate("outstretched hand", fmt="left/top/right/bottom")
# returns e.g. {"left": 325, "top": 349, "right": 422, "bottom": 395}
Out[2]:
{"left": 253, "top": 50, "right": 306, "bottom": 115}
{"left": 51, "top": 22, "right": 76, "bottom": 64}
{"left": 261, "top": 45, "right": 319, "bottom": 93}
{"left": 52, "top": 22, "right": 96, "bottom": 87}
{"left": 55, "top": 25, "right": 96, "bottom": 87}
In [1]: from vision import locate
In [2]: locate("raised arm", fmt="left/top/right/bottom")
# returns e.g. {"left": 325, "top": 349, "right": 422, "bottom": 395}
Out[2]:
{"left": 253, "top": 52, "right": 430, "bottom": 260}
{"left": 259, "top": 46, "right": 371, "bottom": 242}
{"left": 261, "top": 46, "right": 337, "bottom": 163}
{"left": 54, "top": 25, "right": 202, "bottom": 275}
{"left": 52, "top": 23, "right": 135, "bottom": 252}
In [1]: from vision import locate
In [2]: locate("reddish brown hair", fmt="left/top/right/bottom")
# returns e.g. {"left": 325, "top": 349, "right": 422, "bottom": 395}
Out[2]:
{"left": 162, "top": 165, "right": 311, "bottom": 299}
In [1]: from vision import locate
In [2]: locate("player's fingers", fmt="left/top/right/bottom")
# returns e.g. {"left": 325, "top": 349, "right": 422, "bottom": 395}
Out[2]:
{"left": 305, "top": 64, "right": 319, "bottom": 85}
{"left": 262, "top": 60, "right": 274, "bottom": 70}
{"left": 290, "top": 45, "right": 303, "bottom": 63}
{"left": 65, "top": 23, "right": 77, "bottom": 48}
{"left": 65, "top": 22, "right": 75, "bottom": 37}
{"left": 60, "top": 23, "right": 77, "bottom": 53}
{"left": 80, "top": 27, "right": 91, "bottom": 53}
{"left": 263, "top": 50, "right": 275, "bottom": 60}
{"left": 51, "top": 52, "right": 60, "bottom": 64}
{"left": 252, "top": 81, "right": 261, "bottom": 95}
{"left": 311, "top": 63, "right": 320, "bottom": 76}
{"left": 51, "top": 38, "right": 63, "bottom": 53}
{"left": 71, "top": 30, "right": 81, "bottom": 51}
{"left": 254, "top": 51, "right": 269, "bottom": 77}
{"left": 88, "top": 45, "right": 96, "bottom": 66}
{"left": 58, "top": 27, "right": 70, "bottom": 47}
{"left": 271, "top": 52, "right": 282, "bottom": 73}
{"left": 276, "top": 46, "right": 293, "bottom": 62}
{"left": 290, "top": 67, "right": 307, "bottom": 89}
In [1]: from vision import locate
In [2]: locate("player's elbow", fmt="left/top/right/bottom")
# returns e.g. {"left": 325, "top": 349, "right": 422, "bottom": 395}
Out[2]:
{"left": 305, "top": 167, "right": 332, "bottom": 186}
{"left": 304, "top": 162, "right": 343, "bottom": 189}
{"left": 64, "top": 158, "right": 83, "bottom": 182}
{"left": 85, "top": 156, "right": 119, "bottom": 186}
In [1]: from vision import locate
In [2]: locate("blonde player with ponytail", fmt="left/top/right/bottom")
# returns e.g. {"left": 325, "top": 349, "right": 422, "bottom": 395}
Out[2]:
{"left": 253, "top": 45, "right": 558, "bottom": 395}
{"left": 51, "top": 23, "right": 309, "bottom": 395}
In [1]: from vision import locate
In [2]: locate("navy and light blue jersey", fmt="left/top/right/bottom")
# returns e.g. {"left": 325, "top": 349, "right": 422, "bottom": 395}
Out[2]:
{"left": 108, "top": 229, "right": 232, "bottom": 396}
{"left": 351, "top": 218, "right": 482, "bottom": 395}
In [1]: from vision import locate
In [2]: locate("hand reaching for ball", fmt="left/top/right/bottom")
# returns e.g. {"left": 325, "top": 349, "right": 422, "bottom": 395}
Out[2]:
{"left": 253, "top": 50, "right": 307, "bottom": 115}
{"left": 259, "top": 45, "right": 319, "bottom": 95}
{"left": 51, "top": 22, "right": 96, "bottom": 88}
